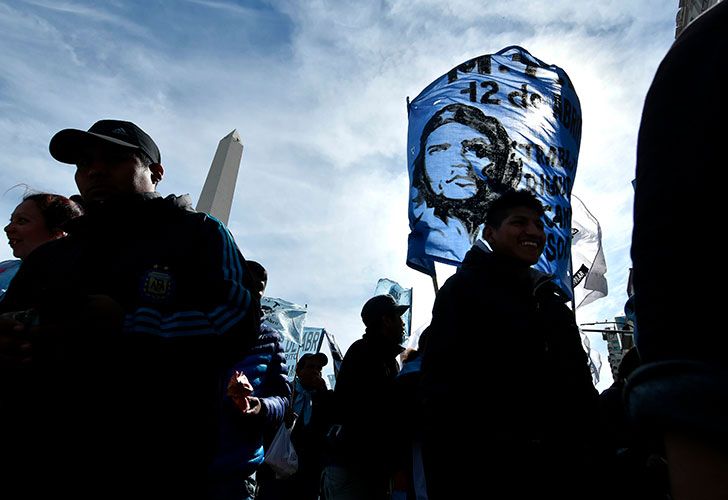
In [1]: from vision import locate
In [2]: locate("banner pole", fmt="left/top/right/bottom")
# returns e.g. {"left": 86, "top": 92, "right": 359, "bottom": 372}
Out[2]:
{"left": 569, "top": 251, "right": 576, "bottom": 312}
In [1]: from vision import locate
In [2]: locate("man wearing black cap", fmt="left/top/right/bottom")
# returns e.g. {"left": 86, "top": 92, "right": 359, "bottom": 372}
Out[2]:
{"left": 0, "top": 120, "right": 260, "bottom": 499}
{"left": 322, "top": 294, "right": 408, "bottom": 500}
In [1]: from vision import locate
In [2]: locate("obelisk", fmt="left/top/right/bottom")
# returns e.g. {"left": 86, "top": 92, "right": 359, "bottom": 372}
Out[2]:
{"left": 196, "top": 129, "right": 243, "bottom": 225}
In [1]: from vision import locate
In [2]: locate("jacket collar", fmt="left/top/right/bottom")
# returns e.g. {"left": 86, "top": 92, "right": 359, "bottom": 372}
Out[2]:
{"left": 465, "top": 242, "right": 555, "bottom": 292}
{"left": 67, "top": 192, "right": 194, "bottom": 234}
{"left": 361, "top": 332, "right": 405, "bottom": 358}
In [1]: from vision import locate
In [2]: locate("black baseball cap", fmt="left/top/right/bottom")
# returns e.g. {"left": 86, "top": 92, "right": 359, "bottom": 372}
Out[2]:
{"left": 297, "top": 352, "right": 328, "bottom": 370}
{"left": 361, "top": 294, "right": 409, "bottom": 327}
{"left": 49, "top": 119, "right": 161, "bottom": 165}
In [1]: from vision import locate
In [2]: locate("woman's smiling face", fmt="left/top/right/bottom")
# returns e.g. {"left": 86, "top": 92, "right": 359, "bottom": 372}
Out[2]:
{"left": 4, "top": 199, "right": 56, "bottom": 259}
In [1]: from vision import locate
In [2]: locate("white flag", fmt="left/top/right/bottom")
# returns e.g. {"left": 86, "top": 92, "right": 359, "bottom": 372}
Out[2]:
{"left": 579, "top": 328, "right": 602, "bottom": 385}
{"left": 374, "top": 278, "right": 413, "bottom": 344}
{"left": 261, "top": 296, "right": 307, "bottom": 344}
{"left": 571, "top": 194, "right": 608, "bottom": 308}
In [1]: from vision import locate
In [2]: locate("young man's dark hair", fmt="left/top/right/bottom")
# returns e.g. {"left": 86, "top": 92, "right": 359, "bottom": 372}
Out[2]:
{"left": 484, "top": 189, "right": 544, "bottom": 230}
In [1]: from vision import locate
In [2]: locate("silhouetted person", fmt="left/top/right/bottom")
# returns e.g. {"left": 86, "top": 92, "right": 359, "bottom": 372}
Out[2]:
{"left": 420, "top": 189, "right": 600, "bottom": 499}
{"left": 627, "top": 3, "right": 728, "bottom": 498}
{"left": 322, "top": 294, "right": 408, "bottom": 500}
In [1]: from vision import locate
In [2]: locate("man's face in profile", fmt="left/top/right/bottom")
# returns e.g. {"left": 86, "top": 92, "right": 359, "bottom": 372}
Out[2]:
{"left": 424, "top": 122, "right": 492, "bottom": 200}
{"left": 382, "top": 312, "right": 405, "bottom": 345}
{"left": 297, "top": 360, "right": 324, "bottom": 389}
{"left": 74, "top": 143, "right": 157, "bottom": 202}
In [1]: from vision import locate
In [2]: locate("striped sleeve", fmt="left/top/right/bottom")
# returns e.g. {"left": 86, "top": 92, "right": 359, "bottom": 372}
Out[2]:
{"left": 122, "top": 215, "right": 254, "bottom": 338}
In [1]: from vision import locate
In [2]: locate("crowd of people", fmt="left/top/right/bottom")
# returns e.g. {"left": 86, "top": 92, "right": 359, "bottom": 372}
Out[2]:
{"left": 1, "top": 2, "right": 726, "bottom": 499}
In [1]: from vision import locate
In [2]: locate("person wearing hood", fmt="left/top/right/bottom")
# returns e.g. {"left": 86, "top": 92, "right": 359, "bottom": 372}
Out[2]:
{"left": 419, "top": 189, "right": 601, "bottom": 499}
{"left": 0, "top": 119, "right": 260, "bottom": 499}
{"left": 322, "top": 294, "right": 408, "bottom": 500}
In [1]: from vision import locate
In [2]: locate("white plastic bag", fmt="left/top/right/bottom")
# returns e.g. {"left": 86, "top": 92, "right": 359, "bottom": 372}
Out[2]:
{"left": 264, "top": 420, "right": 298, "bottom": 478}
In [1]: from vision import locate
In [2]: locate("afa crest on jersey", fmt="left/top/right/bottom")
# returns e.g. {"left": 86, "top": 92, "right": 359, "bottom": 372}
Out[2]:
{"left": 141, "top": 264, "right": 175, "bottom": 303}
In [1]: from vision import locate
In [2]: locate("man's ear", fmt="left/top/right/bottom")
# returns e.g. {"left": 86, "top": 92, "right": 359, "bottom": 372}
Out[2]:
{"left": 483, "top": 225, "right": 494, "bottom": 244}
{"left": 150, "top": 163, "right": 164, "bottom": 185}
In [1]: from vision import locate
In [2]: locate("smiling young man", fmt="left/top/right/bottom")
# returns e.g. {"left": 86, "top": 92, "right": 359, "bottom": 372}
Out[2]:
{"left": 419, "top": 189, "right": 601, "bottom": 499}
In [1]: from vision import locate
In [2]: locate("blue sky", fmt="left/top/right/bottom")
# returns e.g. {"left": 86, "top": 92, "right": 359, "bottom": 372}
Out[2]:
{"left": 0, "top": 0, "right": 678, "bottom": 390}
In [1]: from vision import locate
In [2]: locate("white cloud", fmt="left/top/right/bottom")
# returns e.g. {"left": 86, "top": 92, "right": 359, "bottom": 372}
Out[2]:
{"left": 0, "top": 0, "right": 678, "bottom": 378}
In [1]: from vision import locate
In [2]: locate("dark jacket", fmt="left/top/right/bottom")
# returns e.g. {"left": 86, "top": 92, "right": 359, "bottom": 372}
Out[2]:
{"left": 0, "top": 192, "right": 259, "bottom": 498}
{"left": 330, "top": 333, "right": 403, "bottom": 471}
{"left": 420, "top": 244, "right": 599, "bottom": 499}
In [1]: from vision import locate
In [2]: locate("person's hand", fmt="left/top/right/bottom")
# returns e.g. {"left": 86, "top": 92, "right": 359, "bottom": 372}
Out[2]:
{"left": 311, "top": 374, "right": 327, "bottom": 391}
{"left": 227, "top": 370, "right": 254, "bottom": 414}
{"left": 244, "top": 396, "right": 263, "bottom": 416}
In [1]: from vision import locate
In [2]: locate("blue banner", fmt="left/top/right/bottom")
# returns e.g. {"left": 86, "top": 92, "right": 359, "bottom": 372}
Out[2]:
{"left": 406, "top": 46, "right": 581, "bottom": 296}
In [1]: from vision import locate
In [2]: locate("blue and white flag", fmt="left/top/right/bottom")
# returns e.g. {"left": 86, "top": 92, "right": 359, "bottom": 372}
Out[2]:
{"left": 406, "top": 46, "right": 581, "bottom": 297}
{"left": 374, "top": 278, "right": 413, "bottom": 345}
{"left": 261, "top": 296, "right": 307, "bottom": 345}
{"left": 282, "top": 326, "right": 325, "bottom": 381}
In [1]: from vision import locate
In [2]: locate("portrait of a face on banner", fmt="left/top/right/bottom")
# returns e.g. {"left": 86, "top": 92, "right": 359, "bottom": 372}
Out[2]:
{"left": 406, "top": 45, "right": 581, "bottom": 297}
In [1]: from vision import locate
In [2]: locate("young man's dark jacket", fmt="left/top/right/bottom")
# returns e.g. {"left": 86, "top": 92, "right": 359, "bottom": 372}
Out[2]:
{"left": 420, "top": 242, "right": 600, "bottom": 499}
{"left": 0, "top": 192, "right": 259, "bottom": 498}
